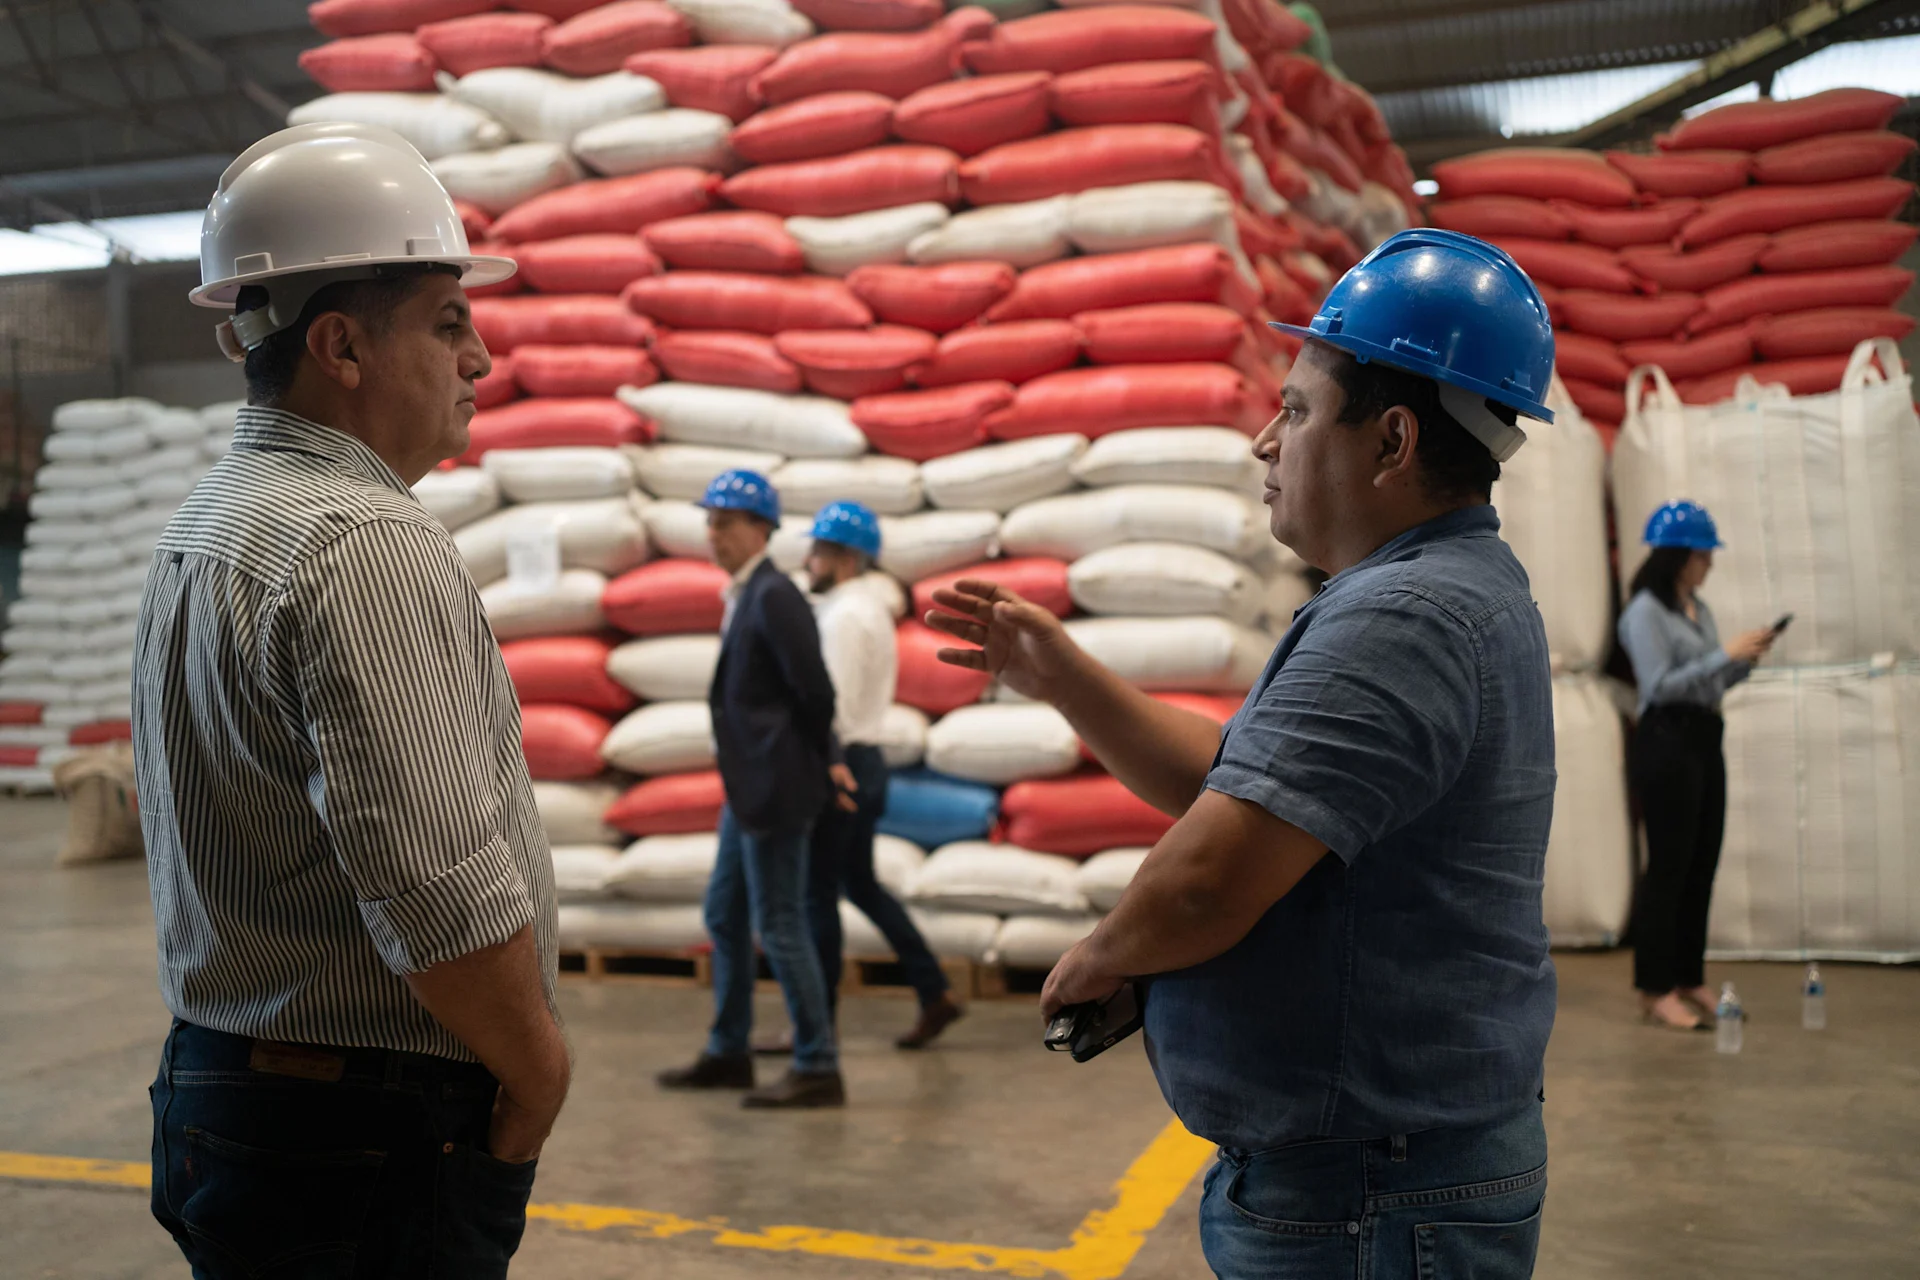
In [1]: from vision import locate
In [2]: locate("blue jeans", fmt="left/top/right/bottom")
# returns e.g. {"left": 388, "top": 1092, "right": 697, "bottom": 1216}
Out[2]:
{"left": 1200, "top": 1100, "right": 1546, "bottom": 1280}
{"left": 149, "top": 1020, "right": 536, "bottom": 1279}
{"left": 704, "top": 806, "right": 838, "bottom": 1073}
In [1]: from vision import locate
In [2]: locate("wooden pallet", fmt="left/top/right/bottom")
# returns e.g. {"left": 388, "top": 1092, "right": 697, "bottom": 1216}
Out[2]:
{"left": 559, "top": 946, "right": 711, "bottom": 987}
{"left": 840, "top": 955, "right": 981, "bottom": 1000}
{"left": 973, "top": 963, "right": 1052, "bottom": 1001}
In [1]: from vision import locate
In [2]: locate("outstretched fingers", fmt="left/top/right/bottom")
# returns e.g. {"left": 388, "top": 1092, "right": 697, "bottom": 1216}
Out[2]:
{"left": 935, "top": 646, "right": 990, "bottom": 671}
{"left": 923, "top": 609, "right": 987, "bottom": 646}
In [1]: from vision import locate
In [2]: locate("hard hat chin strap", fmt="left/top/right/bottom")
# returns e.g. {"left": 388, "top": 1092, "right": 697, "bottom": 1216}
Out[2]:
{"left": 1436, "top": 381, "right": 1528, "bottom": 463}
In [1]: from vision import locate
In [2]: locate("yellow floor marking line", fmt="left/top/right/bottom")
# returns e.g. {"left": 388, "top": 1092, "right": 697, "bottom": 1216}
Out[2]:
{"left": 0, "top": 1119, "right": 1215, "bottom": 1280}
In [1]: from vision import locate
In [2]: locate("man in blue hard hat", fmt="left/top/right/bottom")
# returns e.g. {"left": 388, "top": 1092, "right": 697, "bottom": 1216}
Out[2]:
{"left": 657, "top": 469, "right": 849, "bottom": 1108}
{"left": 929, "top": 229, "right": 1560, "bottom": 1277}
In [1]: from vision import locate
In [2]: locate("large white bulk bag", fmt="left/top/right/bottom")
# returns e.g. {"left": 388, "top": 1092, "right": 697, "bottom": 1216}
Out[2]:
{"left": 1064, "top": 615, "right": 1269, "bottom": 692}
{"left": 663, "top": 0, "right": 813, "bottom": 47}
{"left": 573, "top": 109, "right": 736, "bottom": 178}
{"left": 1614, "top": 341, "right": 1920, "bottom": 666}
{"left": 920, "top": 435, "right": 1086, "bottom": 512}
{"left": 1000, "top": 486, "right": 1268, "bottom": 562}
{"left": 51, "top": 398, "right": 159, "bottom": 434}
{"left": 1542, "top": 675, "right": 1632, "bottom": 948}
{"left": 925, "top": 703, "right": 1081, "bottom": 784}
{"left": 552, "top": 845, "right": 622, "bottom": 902}
{"left": 533, "top": 780, "right": 623, "bottom": 846}
{"left": 1494, "top": 377, "right": 1611, "bottom": 673}
{"left": 454, "top": 496, "right": 651, "bottom": 585}
{"left": 772, "top": 457, "right": 923, "bottom": 516}
{"left": 1712, "top": 661, "right": 1920, "bottom": 961}
{"left": 482, "top": 448, "right": 635, "bottom": 503}
{"left": 1077, "top": 848, "right": 1148, "bottom": 912}
{"left": 877, "top": 510, "right": 1002, "bottom": 582}
{"left": 993, "top": 914, "right": 1101, "bottom": 968}
{"left": 787, "top": 203, "right": 950, "bottom": 276}
{"left": 557, "top": 902, "right": 709, "bottom": 950}
{"left": 1065, "top": 181, "right": 1234, "bottom": 256}
{"left": 1069, "top": 542, "right": 1262, "bottom": 624}
{"left": 871, "top": 833, "right": 927, "bottom": 895}
{"left": 607, "top": 634, "right": 721, "bottom": 701}
{"left": 1071, "top": 426, "right": 1262, "bottom": 493}
{"left": 907, "top": 841, "right": 1090, "bottom": 915}
{"left": 627, "top": 443, "right": 786, "bottom": 502}
{"left": 908, "top": 196, "right": 1072, "bottom": 269}
{"left": 481, "top": 569, "right": 607, "bottom": 640}
{"left": 620, "top": 384, "right": 865, "bottom": 459}
{"left": 607, "top": 832, "right": 719, "bottom": 903}
{"left": 289, "top": 91, "right": 509, "bottom": 160}
{"left": 601, "top": 701, "right": 715, "bottom": 775}
{"left": 442, "top": 68, "right": 664, "bottom": 146}
{"left": 432, "top": 142, "right": 583, "bottom": 216}
{"left": 838, "top": 901, "right": 1002, "bottom": 962}
{"left": 877, "top": 703, "right": 929, "bottom": 767}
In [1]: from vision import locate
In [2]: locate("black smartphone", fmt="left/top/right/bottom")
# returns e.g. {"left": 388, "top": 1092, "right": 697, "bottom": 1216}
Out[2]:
{"left": 1044, "top": 983, "right": 1144, "bottom": 1063}
{"left": 1772, "top": 613, "right": 1795, "bottom": 634}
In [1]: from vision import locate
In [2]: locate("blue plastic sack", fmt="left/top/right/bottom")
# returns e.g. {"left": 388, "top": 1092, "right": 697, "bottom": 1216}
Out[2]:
{"left": 877, "top": 768, "right": 1000, "bottom": 849}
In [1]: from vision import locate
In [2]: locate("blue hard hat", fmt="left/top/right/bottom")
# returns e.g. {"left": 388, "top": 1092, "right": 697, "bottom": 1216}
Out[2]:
{"left": 810, "top": 500, "right": 882, "bottom": 558}
{"left": 1644, "top": 500, "right": 1721, "bottom": 551}
{"left": 699, "top": 469, "right": 780, "bottom": 526}
{"left": 1271, "top": 228, "right": 1556, "bottom": 461}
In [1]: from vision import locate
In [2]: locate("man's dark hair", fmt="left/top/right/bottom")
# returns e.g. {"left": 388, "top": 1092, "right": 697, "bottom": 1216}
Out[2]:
{"left": 237, "top": 263, "right": 460, "bottom": 407}
{"left": 1628, "top": 546, "right": 1694, "bottom": 614}
{"left": 1324, "top": 350, "right": 1509, "bottom": 503}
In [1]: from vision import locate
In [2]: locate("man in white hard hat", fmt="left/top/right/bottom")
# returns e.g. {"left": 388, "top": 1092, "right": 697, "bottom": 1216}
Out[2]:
{"left": 134, "top": 123, "right": 564, "bottom": 1278}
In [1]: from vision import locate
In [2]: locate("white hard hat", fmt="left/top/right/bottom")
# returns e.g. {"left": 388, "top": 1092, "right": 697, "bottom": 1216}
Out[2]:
{"left": 192, "top": 122, "right": 515, "bottom": 359}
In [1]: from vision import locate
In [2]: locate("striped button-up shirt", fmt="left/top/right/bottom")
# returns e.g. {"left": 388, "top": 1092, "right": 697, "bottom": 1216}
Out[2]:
{"left": 132, "top": 407, "right": 556, "bottom": 1060}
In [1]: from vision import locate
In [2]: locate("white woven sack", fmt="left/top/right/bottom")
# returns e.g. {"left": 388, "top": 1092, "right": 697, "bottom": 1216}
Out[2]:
{"left": 762, "top": 515, "right": 818, "bottom": 571}
{"left": 607, "top": 634, "right": 721, "bottom": 701}
{"left": 0, "top": 726, "right": 65, "bottom": 750}
{"left": 1226, "top": 134, "right": 1288, "bottom": 218}
{"left": 455, "top": 496, "right": 650, "bottom": 586}
{"left": 15, "top": 543, "right": 69, "bottom": 571}
{"left": 482, "top": 447, "right": 635, "bottom": 503}
{"left": 289, "top": 91, "right": 508, "bottom": 160}
{"left": 1614, "top": 340, "right": 1920, "bottom": 665}
{"left": 908, "top": 196, "right": 1070, "bottom": 269}
{"left": 34, "top": 463, "right": 119, "bottom": 492}
{"left": 1070, "top": 542, "right": 1263, "bottom": 624}
{"left": 412, "top": 467, "right": 501, "bottom": 532}
{"left": 877, "top": 703, "right": 929, "bottom": 768}
{"left": 109, "top": 503, "right": 175, "bottom": 541}
{"left": 557, "top": 902, "right": 709, "bottom": 950}
{"left": 1541, "top": 675, "right": 1632, "bottom": 948}
{"left": 573, "top": 109, "right": 736, "bottom": 177}
{"left": 664, "top": 0, "right": 813, "bottom": 46}
{"left": 1071, "top": 426, "right": 1262, "bottom": 492}
{"left": 200, "top": 401, "right": 243, "bottom": 435}
{"left": 441, "top": 69, "right": 664, "bottom": 146}
{"left": 1076, "top": 847, "right": 1148, "bottom": 912}
{"left": 925, "top": 703, "right": 1081, "bottom": 784}
{"left": 871, "top": 833, "right": 927, "bottom": 895}
{"left": 2, "top": 621, "right": 63, "bottom": 652}
{"left": 481, "top": 569, "right": 607, "bottom": 640}
{"left": 626, "top": 442, "right": 786, "bottom": 502}
{"left": 920, "top": 435, "right": 1086, "bottom": 512}
{"left": 1494, "top": 375, "right": 1610, "bottom": 672}
{"left": 202, "top": 433, "right": 232, "bottom": 460}
{"left": 787, "top": 203, "right": 950, "bottom": 276}
{"left": 123, "top": 444, "right": 202, "bottom": 481}
{"left": 136, "top": 469, "right": 202, "bottom": 508}
{"left": 42, "top": 432, "right": 104, "bottom": 464}
{"left": 145, "top": 408, "right": 205, "bottom": 447}
{"left": 641, "top": 501, "right": 712, "bottom": 559}
{"left": 793, "top": 568, "right": 906, "bottom": 618}
{"left": 907, "top": 841, "right": 1090, "bottom": 915}
{"left": 29, "top": 489, "right": 120, "bottom": 523}
{"left": 1064, "top": 615, "right": 1269, "bottom": 692}
{"left": 1261, "top": 571, "right": 1315, "bottom": 635}
{"left": 993, "top": 914, "right": 1101, "bottom": 968}
{"left": 533, "top": 780, "right": 623, "bottom": 846}
{"left": 772, "top": 457, "right": 923, "bottom": 516}
{"left": 601, "top": 701, "right": 715, "bottom": 775}
{"left": 551, "top": 844, "right": 622, "bottom": 903}
{"left": 837, "top": 901, "right": 1001, "bottom": 962}
{"left": 1000, "top": 485, "right": 1268, "bottom": 561}
{"left": 607, "top": 832, "right": 720, "bottom": 903}
{"left": 877, "top": 510, "right": 1001, "bottom": 582}
{"left": 26, "top": 519, "right": 93, "bottom": 547}
{"left": 1065, "top": 181, "right": 1233, "bottom": 255}
{"left": 51, "top": 398, "right": 159, "bottom": 434}
{"left": 432, "top": 142, "right": 582, "bottom": 216}
{"left": 620, "top": 384, "right": 865, "bottom": 458}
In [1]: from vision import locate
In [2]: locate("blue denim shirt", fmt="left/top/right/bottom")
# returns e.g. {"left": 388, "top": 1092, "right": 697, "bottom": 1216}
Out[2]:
{"left": 1143, "top": 505, "right": 1558, "bottom": 1151}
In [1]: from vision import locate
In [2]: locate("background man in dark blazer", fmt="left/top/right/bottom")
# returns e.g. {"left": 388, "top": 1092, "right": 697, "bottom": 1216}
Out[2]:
{"left": 657, "top": 470, "right": 851, "bottom": 1109}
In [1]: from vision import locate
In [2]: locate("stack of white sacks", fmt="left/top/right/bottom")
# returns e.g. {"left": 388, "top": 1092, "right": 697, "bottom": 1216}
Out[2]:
{"left": 0, "top": 398, "right": 239, "bottom": 791}
{"left": 1615, "top": 337, "right": 1920, "bottom": 961}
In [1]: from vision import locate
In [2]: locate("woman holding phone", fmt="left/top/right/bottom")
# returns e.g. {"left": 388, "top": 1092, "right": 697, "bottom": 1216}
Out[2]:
{"left": 1618, "top": 501, "right": 1780, "bottom": 1030}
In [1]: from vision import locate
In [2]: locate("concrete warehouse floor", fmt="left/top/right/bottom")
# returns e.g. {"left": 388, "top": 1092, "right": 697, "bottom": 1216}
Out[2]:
{"left": 2, "top": 794, "right": 1917, "bottom": 1280}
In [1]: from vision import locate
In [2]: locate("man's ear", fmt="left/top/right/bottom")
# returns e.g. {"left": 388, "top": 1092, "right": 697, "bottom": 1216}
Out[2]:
{"left": 1372, "top": 405, "right": 1421, "bottom": 490}
{"left": 305, "top": 312, "right": 363, "bottom": 391}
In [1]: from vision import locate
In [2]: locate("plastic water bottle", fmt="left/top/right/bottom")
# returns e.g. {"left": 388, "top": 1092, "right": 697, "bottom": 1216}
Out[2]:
{"left": 1715, "top": 981, "right": 1743, "bottom": 1055}
{"left": 1803, "top": 962, "right": 1827, "bottom": 1031}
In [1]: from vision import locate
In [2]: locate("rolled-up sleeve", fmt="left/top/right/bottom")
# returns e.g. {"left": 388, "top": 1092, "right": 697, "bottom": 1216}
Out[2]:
{"left": 1205, "top": 589, "right": 1479, "bottom": 862}
{"left": 289, "top": 520, "right": 534, "bottom": 973}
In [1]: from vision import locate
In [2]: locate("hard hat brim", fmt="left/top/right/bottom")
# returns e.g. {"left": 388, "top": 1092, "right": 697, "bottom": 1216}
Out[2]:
{"left": 1269, "top": 322, "right": 1557, "bottom": 426}
{"left": 190, "top": 253, "right": 518, "bottom": 309}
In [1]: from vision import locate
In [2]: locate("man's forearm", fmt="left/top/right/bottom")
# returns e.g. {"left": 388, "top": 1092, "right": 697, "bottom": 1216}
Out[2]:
{"left": 1053, "top": 654, "right": 1224, "bottom": 817}
{"left": 405, "top": 924, "right": 570, "bottom": 1110}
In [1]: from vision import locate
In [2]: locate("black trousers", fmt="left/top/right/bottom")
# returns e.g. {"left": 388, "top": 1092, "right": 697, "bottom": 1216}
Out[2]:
{"left": 1629, "top": 705, "right": 1727, "bottom": 994}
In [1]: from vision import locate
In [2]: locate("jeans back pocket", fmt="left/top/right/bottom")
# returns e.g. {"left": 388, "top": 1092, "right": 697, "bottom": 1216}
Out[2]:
{"left": 1414, "top": 1203, "right": 1544, "bottom": 1280}
{"left": 179, "top": 1125, "right": 386, "bottom": 1277}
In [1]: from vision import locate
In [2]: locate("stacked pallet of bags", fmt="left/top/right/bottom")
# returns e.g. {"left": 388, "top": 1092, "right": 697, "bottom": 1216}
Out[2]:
{"left": 1615, "top": 337, "right": 1920, "bottom": 960}
{"left": 1428, "top": 88, "right": 1915, "bottom": 443}
{"left": 0, "top": 398, "right": 235, "bottom": 791}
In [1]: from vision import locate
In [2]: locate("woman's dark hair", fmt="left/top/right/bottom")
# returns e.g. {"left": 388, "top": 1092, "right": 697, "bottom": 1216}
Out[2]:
{"left": 1630, "top": 546, "right": 1694, "bottom": 612}
{"left": 1323, "top": 350, "right": 1508, "bottom": 503}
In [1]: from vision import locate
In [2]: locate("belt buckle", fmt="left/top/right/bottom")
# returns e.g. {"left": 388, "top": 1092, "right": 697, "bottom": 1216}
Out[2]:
{"left": 248, "top": 1040, "right": 347, "bottom": 1083}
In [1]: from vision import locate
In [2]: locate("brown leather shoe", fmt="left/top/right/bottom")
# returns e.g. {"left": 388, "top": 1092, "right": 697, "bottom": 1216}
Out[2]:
{"left": 657, "top": 1053, "right": 755, "bottom": 1090}
{"left": 741, "top": 1068, "right": 846, "bottom": 1109}
{"left": 896, "top": 994, "right": 964, "bottom": 1050}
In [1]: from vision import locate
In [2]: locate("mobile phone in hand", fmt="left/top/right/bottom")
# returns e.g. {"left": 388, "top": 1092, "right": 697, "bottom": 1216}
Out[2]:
{"left": 1044, "top": 983, "right": 1144, "bottom": 1063}
{"left": 1771, "top": 613, "right": 1795, "bottom": 634}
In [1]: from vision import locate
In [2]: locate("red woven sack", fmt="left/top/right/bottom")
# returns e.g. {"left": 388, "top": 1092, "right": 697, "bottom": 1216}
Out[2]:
{"left": 985, "top": 243, "right": 1259, "bottom": 323}
{"left": 1679, "top": 177, "right": 1913, "bottom": 247}
{"left": 1555, "top": 200, "right": 1703, "bottom": 249}
{"left": 1679, "top": 356, "right": 1854, "bottom": 405}
{"left": 489, "top": 169, "right": 718, "bottom": 242}
{"left": 1553, "top": 331, "right": 1632, "bottom": 384}
{"left": 1075, "top": 303, "right": 1246, "bottom": 365}
{"left": 1688, "top": 265, "right": 1916, "bottom": 334}
{"left": 1618, "top": 326, "right": 1754, "bottom": 381}
{"left": 752, "top": 11, "right": 990, "bottom": 104}
{"left": 602, "top": 560, "right": 730, "bottom": 635}
{"left": 624, "top": 46, "right": 777, "bottom": 122}
{"left": 1427, "top": 197, "right": 1573, "bottom": 241}
{"left": 541, "top": 0, "right": 690, "bottom": 76}
{"left": 308, "top": 0, "right": 493, "bottom": 37}
{"left": 1659, "top": 88, "right": 1904, "bottom": 153}
{"left": 454, "top": 199, "right": 493, "bottom": 241}
{"left": 1757, "top": 220, "right": 1920, "bottom": 274}
{"left": 962, "top": 7, "right": 1218, "bottom": 77}
{"left": 1255, "top": 255, "right": 1313, "bottom": 327}
{"left": 1431, "top": 148, "right": 1635, "bottom": 207}
{"left": 463, "top": 398, "right": 653, "bottom": 462}
{"left": 1219, "top": 0, "right": 1312, "bottom": 56}
{"left": 1618, "top": 235, "right": 1766, "bottom": 293}
{"left": 471, "top": 295, "right": 656, "bottom": 351}
{"left": 512, "top": 345, "right": 659, "bottom": 397}
{"left": 1489, "top": 239, "right": 1639, "bottom": 295}
{"left": 847, "top": 261, "right": 1015, "bottom": 333}
{"left": 958, "top": 124, "right": 1223, "bottom": 206}
{"left": 1048, "top": 61, "right": 1217, "bottom": 133}
{"left": 641, "top": 211, "right": 805, "bottom": 273}
{"left": 464, "top": 240, "right": 523, "bottom": 298}
{"left": 913, "top": 558, "right": 1072, "bottom": 621}
{"left": 622, "top": 273, "right": 872, "bottom": 333}
{"left": 1000, "top": 773, "right": 1173, "bottom": 857}
{"left": 1235, "top": 206, "right": 1301, "bottom": 260}
{"left": 299, "top": 35, "right": 438, "bottom": 92}
{"left": 69, "top": 720, "right": 133, "bottom": 746}
{"left": 727, "top": 92, "right": 897, "bottom": 165}
{"left": 987, "top": 363, "right": 1259, "bottom": 440}
{"left": 851, "top": 381, "right": 1015, "bottom": 459}
{"left": 515, "top": 234, "right": 662, "bottom": 294}
{"left": 910, "top": 320, "right": 1083, "bottom": 387}
{"left": 775, "top": 326, "right": 938, "bottom": 399}
{"left": 719, "top": 145, "right": 960, "bottom": 217}
{"left": 1603, "top": 149, "right": 1751, "bottom": 198}
{"left": 1560, "top": 376, "right": 1627, "bottom": 426}
{"left": 518, "top": 704, "right": 616, "bottom": 781}
{"left": 417, "top": 13, "right": 552, "bottom": 75}
{"left": 515, "top": 0, "right": 613, "bottom": 15}
{"left": 502, "top": 637, "right": 636, "bottom": 716}
{"left": 1749, "top": 308, "right": 1917, "bottom": 361}
{"left": 1555, "top": 291, "right": 1703, "bottom": 342}
{"left": 1752, "top": 130, "right": 1917, "bottom": 185}
{"left": 606, "top": 772, "right": 727, "bottom": 836}
{"left": 896, "top": 619, "right": 991, "bottom": 713}
{"left": 791, "top": 0, "right": 944, "bottom": 31}
{"left": 474, "top": 356, "right": 519, "bottom": 409}
{"left": 892, "top": 73, "right": 1053, "bottom": 158}
{"left": 0, "top": 703, "right": 43, "bottom": 726}
{"left": 652, "top": 331, "right": 803, "bottom": 392}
